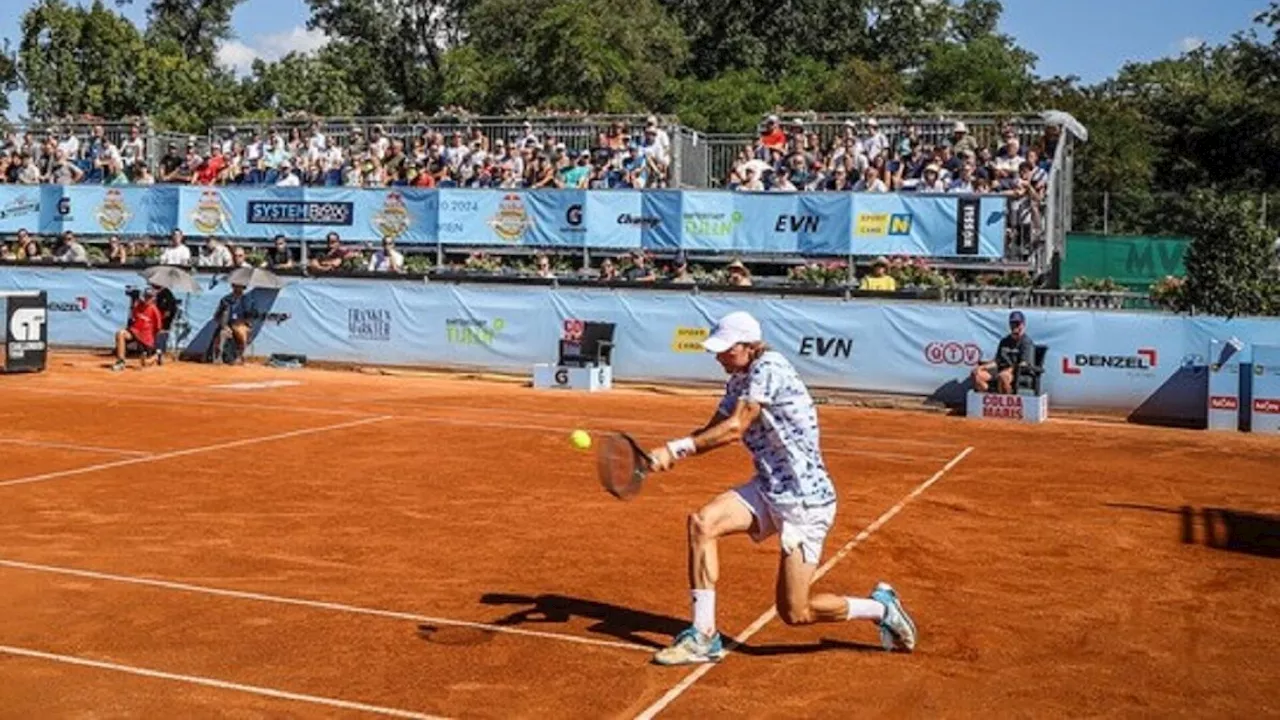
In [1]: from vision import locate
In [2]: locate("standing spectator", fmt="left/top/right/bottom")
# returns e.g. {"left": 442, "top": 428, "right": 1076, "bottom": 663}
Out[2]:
{"left": 951, "top": 121, "right": 977, "bottom": 157}
{"left": 368, "top": 238, "right": 405, "bottom": 273}
{"left": 49, "top": 150, "right": 84, "bottom": 185}
{"left": 159, "top": 229, "right": 192, "bottom": 266}
{"left": 53, "top": 231, "right": 88, "bottom": 263}
{"left": 121, "top": 125, "right": 146, "bottom": 177}
{"left": 110, "top": 286, "right": 163, "bottom": 372}
{"left": 861, "top": 118, "right": 888, "bottom": 161}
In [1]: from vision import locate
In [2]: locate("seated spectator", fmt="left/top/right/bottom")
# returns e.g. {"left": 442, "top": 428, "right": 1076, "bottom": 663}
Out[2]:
{"left": 200, "top": 238, "right": 232, "bottom": 267}
{"left": 598, "top": 257, "right": 618, "bottom": 282}
{"left": 106, "top": 235, "right": 129, "bottom": 265}
{"left": 49, "top": 149, "right": 84, "bottom": 185}
{"left": 111, "top": 285, "right": 164, "bottom": 372}
{"left": 229, "top": 244, "right": 251, "bottom": 269}
{"left": 972, "top": 311, "right": 1036, "bottom": 394}
{"left": 309, "top": 232, "right": 351, "bottom": 273}
{"left": 159, "top": 229, "right": 192, "bottom": 266}
{"left": 193, "top": 145, "right": 228, "bottom": 185}
{"left": 623, "top": 250, "right": 656, "bottom": 282}
{"left": 159, "top": 142, "right": 183, "bottom": 181}
{"left": 533, "top": 253, "right": 556, "bottom": 279}
{"left": 859, "top": 257, "right": 897, "bottom": 292}
{"left": 265, "top": 235, "right": 295, "bottom": 270}
{"left": 668, "top": 253, "right": 695, "bottom": 284}
{"left": 738, "top": 168, "right": 764, "bottom": 191}
{"left": 212, "top": 282, "right": 251, "bottom": 364}
{"left": 918, "top": 164, "right": 946, "bottom": 192}
{"left": 368, "top": 237, "right": 405, "bottom": 273}
{"left": 852, "top": 166, "right": 887, "bottom": 193}
{"left": 825, "top": 167, "right": 852, "bottom": 191}
{"left": 53, "top": 231, "right": 87, "bottom": 264}
{"left": 13, "top": 229, "right": 43, "bottom": 261}
{"left": 725, "top": 259, "right": 752, "bottom": 287}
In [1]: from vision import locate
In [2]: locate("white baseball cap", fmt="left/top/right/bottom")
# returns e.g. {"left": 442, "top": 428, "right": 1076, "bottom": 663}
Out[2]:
{"left": 702, "top": 311, "right": 762, "bottom": 353}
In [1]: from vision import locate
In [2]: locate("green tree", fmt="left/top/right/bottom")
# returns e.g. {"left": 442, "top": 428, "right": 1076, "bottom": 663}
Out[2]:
{"left": 909, "top": 34, "right": 1038, "bottom": 110}
{"left": 0, "top": 42, "right": 18, "bottom": 116}
{"left": 116, "top": 0, "right": 246, "bottom": 67}
{"left": 1173, "top": 191, "right": 1277, "bottom": 317}
{"left": 443, "top": 0, "right": 687, "bottom": 113}
{"left": 243, "top": 48, "right": 365, "bottom": 117}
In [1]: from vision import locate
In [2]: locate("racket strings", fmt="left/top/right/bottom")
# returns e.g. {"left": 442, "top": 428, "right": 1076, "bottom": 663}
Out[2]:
{"left": 599, "top": 434, "right": 643, "bottom": 499}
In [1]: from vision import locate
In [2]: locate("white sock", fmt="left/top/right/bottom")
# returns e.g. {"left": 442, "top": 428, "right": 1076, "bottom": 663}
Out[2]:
{"left": 692, "top": 589, "right": 717, "bottom": 636}
{"left": 846, "top": 597, "right": 885, "bottom": 622}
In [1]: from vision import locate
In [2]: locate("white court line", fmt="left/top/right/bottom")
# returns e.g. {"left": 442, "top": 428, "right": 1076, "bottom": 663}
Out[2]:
{"left": 3, "top": 386, "right": 956, "bottom": 463}
{"left": 0, "top": 644, "right": 445, "bottom": 719}
{"left": 0, "top": 558, "right": 652, "bottom": 653}
{"left": 7, "top": 386, "right": 372, "bottom": 418}
{"left": 634, "top": 446, "right": 975, "bottom": 720}
{"left": 0, "top": 437, "right": 150, "bottom": 457}
{"left": 0, "top": 416, "right": 392, "bottom": 489}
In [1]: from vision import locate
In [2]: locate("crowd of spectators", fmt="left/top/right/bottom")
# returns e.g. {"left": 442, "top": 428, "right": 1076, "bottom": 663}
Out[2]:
{"left": 726, "top": 117, "right": 1053, "bottom": 203}
{"left": 0, "top": 116, "right": 674, "bottom": 190}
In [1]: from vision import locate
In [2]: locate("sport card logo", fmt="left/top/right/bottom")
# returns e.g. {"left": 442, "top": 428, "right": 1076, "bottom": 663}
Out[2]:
{"left": 96, "top": 189, "right": 132, "bottom": 232}
{"left": 490, "top": 193, "right": 532, "bottom": 242}
{"left": 671, "top": 326, "right": 709, "bottom": 353}
{"left": 191, "top": 190, "right": 231, "bottom": 235}
{"left": 372, "top": 191, "right": 411, "bottom": 241}
{"left": 925, "top": 341, "right": 982, "bottom": 366}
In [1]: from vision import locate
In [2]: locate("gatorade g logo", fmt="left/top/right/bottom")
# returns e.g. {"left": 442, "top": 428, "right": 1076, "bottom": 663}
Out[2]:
{"left": 554, "top": 368, "right": 569, "bottom": 385}
{"left": 9, "top": 307, "right": 46, "bottom": 342}
{"left": 565, "top": 204, "right": 583, "bottom": 227}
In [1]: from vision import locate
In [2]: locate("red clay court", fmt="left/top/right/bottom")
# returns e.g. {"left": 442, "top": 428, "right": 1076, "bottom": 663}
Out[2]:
{"left": 0, "top": 355, "right": 1277, "bottom": 718}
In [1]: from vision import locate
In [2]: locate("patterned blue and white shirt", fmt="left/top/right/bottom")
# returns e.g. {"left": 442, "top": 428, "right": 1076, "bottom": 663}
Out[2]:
{"left": 717, "top": 350, "right": 836, "bottom": 508}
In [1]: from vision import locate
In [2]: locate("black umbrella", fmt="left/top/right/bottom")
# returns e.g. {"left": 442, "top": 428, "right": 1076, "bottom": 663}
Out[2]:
{"left": 226, "top": 266, "right": 286, "bottom": 290}
{"left": 139, "top": 265, "right": 201, "bottom": 294}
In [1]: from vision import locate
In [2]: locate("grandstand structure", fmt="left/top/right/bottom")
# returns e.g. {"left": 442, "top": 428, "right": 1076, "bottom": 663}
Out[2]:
{"left": 1, "top": 109, "right": 1086, "bottom": 291}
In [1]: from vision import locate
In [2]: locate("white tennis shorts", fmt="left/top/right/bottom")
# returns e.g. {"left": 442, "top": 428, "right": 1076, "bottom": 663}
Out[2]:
{"left": 732, "top": 480, "right": 836, "bottom": 565}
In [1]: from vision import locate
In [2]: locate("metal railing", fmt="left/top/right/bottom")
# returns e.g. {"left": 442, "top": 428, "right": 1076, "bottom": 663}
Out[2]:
{"left": 940, "top": 285, "right": 1159, "bottom": 311}
{"left": 2, "top": 118, "right": 160, "bottom": 173}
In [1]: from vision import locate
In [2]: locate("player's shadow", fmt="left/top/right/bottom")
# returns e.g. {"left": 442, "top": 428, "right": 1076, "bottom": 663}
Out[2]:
{"left": 478, "top": 593, "right": 881, "bottom": 655}
{"left": 1106, "top": 502, "right": 1280, "bottom": 559}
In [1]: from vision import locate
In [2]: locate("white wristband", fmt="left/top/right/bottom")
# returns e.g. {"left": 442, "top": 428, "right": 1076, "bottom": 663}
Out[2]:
{"left": 666, "top": 437, "right": 697, "bottom": 460}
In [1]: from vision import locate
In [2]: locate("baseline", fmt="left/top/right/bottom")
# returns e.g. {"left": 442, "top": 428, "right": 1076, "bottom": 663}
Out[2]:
{"left": 0, "top": 416, "right": 392, "bottom": 489}
{"left": 633, "top": 446, "right": 976, "bottom": 720}
{"left": 0, "top": 438, "right": 150, "bottom": 457}
{"left": 0, "top": 644, "right": 445, "bottom": 720}
{"left": 0, "top": 558, "right": 652, "bottom": 653}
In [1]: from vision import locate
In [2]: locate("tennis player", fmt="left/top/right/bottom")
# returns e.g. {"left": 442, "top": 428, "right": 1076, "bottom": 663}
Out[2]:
{"left": 647, "top": 310, "right": 917, "bottom": 665}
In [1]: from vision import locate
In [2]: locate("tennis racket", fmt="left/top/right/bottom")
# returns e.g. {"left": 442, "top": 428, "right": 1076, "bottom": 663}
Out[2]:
{"left": 597, "top": 432, "right": 652, "bottom": 500}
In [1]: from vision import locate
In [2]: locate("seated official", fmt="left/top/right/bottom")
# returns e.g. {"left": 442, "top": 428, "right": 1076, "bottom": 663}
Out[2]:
{"left": 213, "top": 282, "right": 251, "bottom": 364}
{"left": 859, "top": 257, "right": 897, "bottom": 292}
{"left": 972, "top": 310, "right": 1035, "bottom": 394}
{"left": 111, "top": 286, "right": 164, "bottom": 372}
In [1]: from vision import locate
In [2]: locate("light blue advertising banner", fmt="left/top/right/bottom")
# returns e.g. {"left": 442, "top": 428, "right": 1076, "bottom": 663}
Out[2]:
{"left": 527, "top": 190, "right": 588, "bottom": 248}
{"left": 0, "top": 187, "right": 43, "bottom": 234}
{"left": 734, "top": 192, "right": 853, "bottom": 256}
{"left": 851, "top": 193, "right": 1005, "bottom": 258}
{"left": 40, "top": 186, "right": 177, "bottom": 237}
{"left": 640, "top": 191, "right": 682, "bottom": 250}
{"left": 437, "top": 189, "right": 531, "bottom": 246}
{"left": 679, "top": 191, "right": 742, "bottom": 252}
{"left": 175, "top": 187, "right": 439, "bottom": 243}
{"left": 583, "top": 191, "right": 645, "bottom": 249}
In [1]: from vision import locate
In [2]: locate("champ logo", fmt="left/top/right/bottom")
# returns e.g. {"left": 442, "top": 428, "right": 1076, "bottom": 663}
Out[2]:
{"left": 855, "top": 213, "right": 912, "bottom": 236}
{"left": 671, "top": 326, "right": 709, "bottom": 353}
{"left": 48, "top": 297, "right": 89, "bottom": 313}
{"left": 1254, "top": 398, "right": 1280, "bottom": 415}
{"left": 372, "top": 191, "right": 411, "bottom": 241}
{"left": 191, "top": 190, "right": 231, "bottom": 235}
{"left": 1210, "top": 395, "right": 1239, "bottom": 411}
{"left": 96, "top": 189, "right": 132, "bottom": 232}
{"left": 925, "top": 341, "right": 982, "bottom": 366}
{"left": 982, "top": 393, "right": 1024, "bottom": 420}
{"left": 9, "top": 307, "right": 46, "bottom": 344}
{"left": 1062, "top": 348, "right": 1158, "bottom": 375}
{"left": 446, "top": 317, "right": 505, "bottom": 345}
{"left": 490, "top": 193, "right": 532, "bottom": 242}
{"left": 618, "top": 213, "right": 660, "bottom": 228}
{"left": 348, "top": 307, "right": 392, "bottom": 341}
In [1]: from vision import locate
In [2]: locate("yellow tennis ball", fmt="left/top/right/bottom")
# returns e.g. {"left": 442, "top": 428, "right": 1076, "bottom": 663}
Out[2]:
{"left": 570, "top": 429, "right": 592, "bottom": 450}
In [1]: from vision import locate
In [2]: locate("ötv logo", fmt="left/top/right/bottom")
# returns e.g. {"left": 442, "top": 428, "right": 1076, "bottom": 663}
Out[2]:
{"left": 9, "top": 307, "right": 46, "bottom": 342}
{"left": 799, "top": 336, "right": 852, "bottom": 359}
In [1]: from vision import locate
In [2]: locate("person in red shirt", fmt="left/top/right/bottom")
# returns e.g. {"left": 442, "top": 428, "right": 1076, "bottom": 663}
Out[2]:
{"left": 760, "top": 115, "right": 787, "bottom": 153}
{"left": 193, "top": 146, "right": 228, "bottom": 185}
{"left": 111, "top": 285, "right": 165, "bottom": 372}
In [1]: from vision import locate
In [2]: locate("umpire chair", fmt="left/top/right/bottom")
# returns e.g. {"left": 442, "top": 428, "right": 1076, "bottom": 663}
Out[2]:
{"left": 1015, "top": 344, "right": 1049, "bottom": 395}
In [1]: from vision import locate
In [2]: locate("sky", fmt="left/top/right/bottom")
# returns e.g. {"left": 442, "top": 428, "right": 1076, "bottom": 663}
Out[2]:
{"left": 0, "top": 0, "right": 1273, "bottom": 120}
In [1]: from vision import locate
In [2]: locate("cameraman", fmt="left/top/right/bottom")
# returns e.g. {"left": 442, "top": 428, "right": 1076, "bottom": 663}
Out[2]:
{"left": 111, "top": 285, "right": 164, "bottom": 372}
